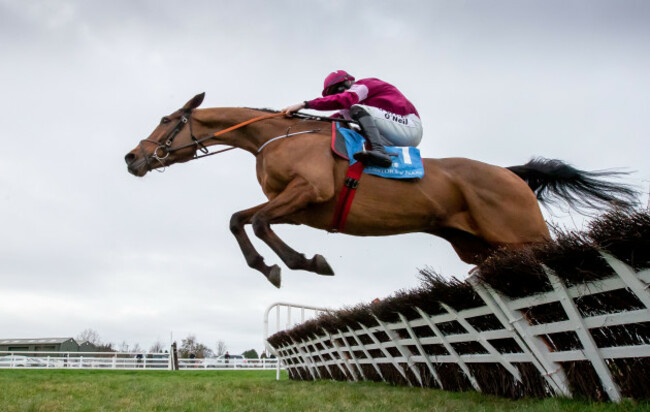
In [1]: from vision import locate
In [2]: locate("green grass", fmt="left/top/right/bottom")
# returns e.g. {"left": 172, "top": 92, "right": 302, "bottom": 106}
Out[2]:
{"left": 0, "top": 369, "right": 648, "bottom": 412}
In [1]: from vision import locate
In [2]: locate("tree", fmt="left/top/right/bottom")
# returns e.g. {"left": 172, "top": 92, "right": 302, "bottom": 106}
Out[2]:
{"left": 77, "top": 328, "right": 102, "bottom": 345}
{"left": 76, "top": 329, "right": 116, "bottom": 352}
{"left": 95, "top": 343, "right": 115, "bottom": 352}
{"left": 180, "top": 334, "right": 214, "bottom": 358}
{"left": 118, "top": 341, "right": 130, "bottom": 353}
{"left": 194, "top": 344, "right": 214, "bottom": 359}
{"left": 215, "top": 340, "right": 228, "bottom": 357}
{"left": 242, "top": 349, "right": 259, "bottom": 359}
{"left": 149, "top": 340, "right": 166, "bottom": 353}
{"left": 180, "top": 335, "right": 197, "bottom": 358}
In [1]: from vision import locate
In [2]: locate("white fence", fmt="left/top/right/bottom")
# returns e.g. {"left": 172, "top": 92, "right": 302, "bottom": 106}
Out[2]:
{"left": 267, "top": 253, "right": 650, "bottom": 402}
{"left": 177, "top": 357, "right": 280, "bottom": 370}
{"left": 0, "top": 351, "right": 279, "bottom": 371}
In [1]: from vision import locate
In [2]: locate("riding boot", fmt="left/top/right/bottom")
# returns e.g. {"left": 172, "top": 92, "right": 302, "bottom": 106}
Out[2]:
{"left": 350, "top": 107, "right": 393, "bottom": 168}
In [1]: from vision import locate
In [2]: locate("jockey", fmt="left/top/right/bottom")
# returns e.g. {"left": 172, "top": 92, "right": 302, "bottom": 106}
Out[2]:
{"left": 282, "top": 70, "right": 423, "bottom": 168}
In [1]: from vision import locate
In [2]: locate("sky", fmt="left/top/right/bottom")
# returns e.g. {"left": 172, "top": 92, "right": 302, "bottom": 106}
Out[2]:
{"left": 1, "top": 0, "right": 649, "bottom": 355}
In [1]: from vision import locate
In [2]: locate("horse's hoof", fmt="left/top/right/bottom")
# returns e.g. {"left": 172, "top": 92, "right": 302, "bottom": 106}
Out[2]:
{"left": 313, "top": 254, "right": 335, "bottom": 276}
{"left": 267, "top": 265, "right": 282, "bottom": 288}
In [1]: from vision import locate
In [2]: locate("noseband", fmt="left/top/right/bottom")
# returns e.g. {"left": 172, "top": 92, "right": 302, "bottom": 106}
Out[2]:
{"left": 138, "top": 108, "right": 207, "bottom": 171}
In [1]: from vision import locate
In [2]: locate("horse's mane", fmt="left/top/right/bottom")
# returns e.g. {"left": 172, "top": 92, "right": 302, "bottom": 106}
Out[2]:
{"left": 243, "top": 107, "right": 281, "bottom": 114}
{"left": 242, "top": 107, "right": 358, "bottom": 126}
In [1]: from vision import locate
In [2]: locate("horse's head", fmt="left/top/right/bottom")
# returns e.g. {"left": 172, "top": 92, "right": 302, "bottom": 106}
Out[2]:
{"left": 125, "top": 93, "right": 205, "bottom": 177}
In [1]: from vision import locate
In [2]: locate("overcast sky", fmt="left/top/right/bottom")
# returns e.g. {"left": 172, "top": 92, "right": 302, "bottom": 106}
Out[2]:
{"left": 1, "top": 0, "right": 649, "bottom": 355}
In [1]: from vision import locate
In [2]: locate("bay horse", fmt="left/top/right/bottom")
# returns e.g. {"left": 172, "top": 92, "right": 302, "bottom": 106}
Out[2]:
{"left": 124, "top": 93, "right": 637, "bottom": 288}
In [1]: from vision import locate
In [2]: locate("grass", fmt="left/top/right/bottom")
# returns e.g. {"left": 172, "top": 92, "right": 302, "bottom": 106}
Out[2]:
{"left": 0, "top": 369, "right": 648, "bottom": 412}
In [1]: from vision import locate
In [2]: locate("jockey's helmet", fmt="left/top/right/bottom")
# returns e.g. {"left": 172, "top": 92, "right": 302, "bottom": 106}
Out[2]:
{"left": 322, "top": 70, "right": 355, "bottom": 96}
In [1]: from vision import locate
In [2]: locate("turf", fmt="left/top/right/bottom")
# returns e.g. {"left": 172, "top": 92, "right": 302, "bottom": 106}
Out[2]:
{"left": 0, "top": 369, "right": 647, "bottom": 412}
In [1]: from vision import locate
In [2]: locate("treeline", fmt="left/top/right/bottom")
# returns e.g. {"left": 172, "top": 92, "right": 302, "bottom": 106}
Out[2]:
{"left": 76, "top": 329, "right": 268, "bottom": 358}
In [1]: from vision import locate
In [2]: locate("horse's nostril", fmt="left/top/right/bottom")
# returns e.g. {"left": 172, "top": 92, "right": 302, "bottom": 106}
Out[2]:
{"left": 125, "top": 153, "right": 136, "bottom": 164}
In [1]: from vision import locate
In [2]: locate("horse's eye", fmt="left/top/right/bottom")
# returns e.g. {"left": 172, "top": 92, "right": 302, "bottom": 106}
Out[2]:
{"left": 160, "top": 117, "right": 170, "bottom": 124}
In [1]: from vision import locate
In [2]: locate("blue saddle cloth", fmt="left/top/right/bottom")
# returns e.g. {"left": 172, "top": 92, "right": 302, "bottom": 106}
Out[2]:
{"left": 336, "top": 123, "right": 424, "bottom": 179}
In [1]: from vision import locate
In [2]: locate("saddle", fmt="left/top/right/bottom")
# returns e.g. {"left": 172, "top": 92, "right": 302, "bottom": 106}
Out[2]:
{"left": 331, "top": 123, "right": 424, "bottom": 179}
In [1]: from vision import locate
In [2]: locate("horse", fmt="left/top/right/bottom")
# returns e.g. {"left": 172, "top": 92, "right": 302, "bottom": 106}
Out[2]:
{"left": 124, "top": 93, "right": 638, "bottom": 288}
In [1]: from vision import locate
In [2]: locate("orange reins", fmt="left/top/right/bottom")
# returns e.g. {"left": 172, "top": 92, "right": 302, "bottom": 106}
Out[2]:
{"left": 211, "top": 112, "right": 286, "bottom": 139}
{"left": 172, "top": 111, "right": 287, "bottom": 157}
{"left": 139, "top": 111, "right": 287, "bottom": 171}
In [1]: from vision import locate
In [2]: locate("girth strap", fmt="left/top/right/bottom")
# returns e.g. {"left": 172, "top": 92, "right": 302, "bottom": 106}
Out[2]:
{"left": 331, "top": 161, "right": 365, "bottom": 232}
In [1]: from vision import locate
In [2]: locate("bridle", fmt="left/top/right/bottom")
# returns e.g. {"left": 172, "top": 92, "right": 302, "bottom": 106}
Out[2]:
{"left": 137, "top": 109, "right": 286, "bottom": 172}
{"left": 136, "top": 109, "right": 357, "bottom": 172}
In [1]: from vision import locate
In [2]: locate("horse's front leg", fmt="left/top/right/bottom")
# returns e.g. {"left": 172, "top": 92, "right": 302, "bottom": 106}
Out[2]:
{"left": 251, "top": 177, "right": 335, "bottom": 278}
{"left": 229, "top": 204, "right": 282, "bottom": 288}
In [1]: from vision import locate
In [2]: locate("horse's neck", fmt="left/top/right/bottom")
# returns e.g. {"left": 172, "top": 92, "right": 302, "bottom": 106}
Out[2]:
{"left": 194, "top": 108, "right": 287, "bottom": 154}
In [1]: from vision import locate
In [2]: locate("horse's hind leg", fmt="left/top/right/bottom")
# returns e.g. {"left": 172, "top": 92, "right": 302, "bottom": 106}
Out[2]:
{"left": 251, "top": 177, "right": 335, "bottom": 277}
{"left": 230, "top": 204, "right": 282, "bottom": 288}
{"left": 434, "top": 227, "right": 496, "bottom": 265}
{"left": 254, "top": 222, "right": 334, "bottom": 276}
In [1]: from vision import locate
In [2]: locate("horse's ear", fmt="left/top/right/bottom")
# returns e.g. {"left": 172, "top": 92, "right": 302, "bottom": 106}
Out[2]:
{"left": 185, "top": 92, "right": 205, "bottom": 110}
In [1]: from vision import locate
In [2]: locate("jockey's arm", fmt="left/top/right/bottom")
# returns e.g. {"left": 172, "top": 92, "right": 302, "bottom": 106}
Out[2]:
{"left": 282, "top": 90, "right": 361, "bottom": 116}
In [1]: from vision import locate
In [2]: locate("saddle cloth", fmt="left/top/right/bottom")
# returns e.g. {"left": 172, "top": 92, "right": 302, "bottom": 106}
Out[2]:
{"left": 331, "top": 122, "right": 424, "bottom": 179}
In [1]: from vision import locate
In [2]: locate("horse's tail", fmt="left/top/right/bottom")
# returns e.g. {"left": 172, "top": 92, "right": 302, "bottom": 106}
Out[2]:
{"left": 507, "top": 157, "right": 639, "bottom": 213}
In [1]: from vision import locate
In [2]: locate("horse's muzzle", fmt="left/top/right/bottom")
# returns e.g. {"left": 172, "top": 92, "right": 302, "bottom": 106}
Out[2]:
{"left": 125, "top": 152, "right": 148, "bottom": 177}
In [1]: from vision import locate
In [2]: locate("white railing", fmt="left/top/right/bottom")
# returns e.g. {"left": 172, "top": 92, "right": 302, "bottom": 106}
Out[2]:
{"left": 0, "top": 351, "right": 170, "bottom": 370}
{"left": 267, "top": 253, "right": 650, "bottom": 402}
{"left": 263, "top": 302, "right": 328, "bottom": 379}
{"left": 0, "top": 351, "right": 279, "bottom": 371}
{"left": 178, "top": 357, "right": 280, "bottom": 370}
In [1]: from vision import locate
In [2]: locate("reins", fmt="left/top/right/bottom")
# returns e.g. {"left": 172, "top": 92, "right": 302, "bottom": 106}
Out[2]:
{"left": 139, "top": 110, "right": 355, "bottom": 171}
{"left": 179, "top": 112, "right": 292, "bottom": 160}
{"left": 291, "top": 112, "right": 359, "bottom": 125}
{"left": 170, "top": 112, "right": 287, "bottom": 155}
{"left": 139, "top": 111, "right": 285, "bottom": 170}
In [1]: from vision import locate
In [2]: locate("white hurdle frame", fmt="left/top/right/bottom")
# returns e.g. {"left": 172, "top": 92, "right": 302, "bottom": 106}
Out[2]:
{"left": 263, "top": 302, "right": 329, "bottom": 380}
{"left": 267, "top": 254, "right": 650, "bottom": 401}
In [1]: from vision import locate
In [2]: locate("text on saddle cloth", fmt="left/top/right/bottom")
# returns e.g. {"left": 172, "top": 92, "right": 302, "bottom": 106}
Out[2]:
{"left": 331, "top": 123, "right": 424, "bottom": 179}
